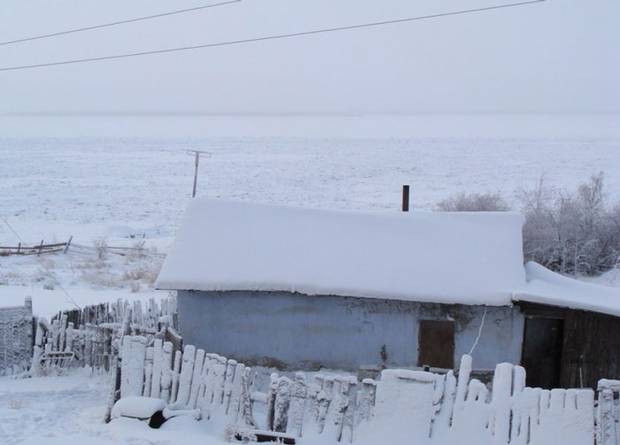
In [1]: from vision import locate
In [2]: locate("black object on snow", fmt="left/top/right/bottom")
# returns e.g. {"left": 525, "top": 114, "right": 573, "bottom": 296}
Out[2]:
{"left": 148, "top": 410, "right": 168, "bottom": 429}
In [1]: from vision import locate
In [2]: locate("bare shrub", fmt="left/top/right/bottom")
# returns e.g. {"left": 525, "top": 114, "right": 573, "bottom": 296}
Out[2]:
{"left": 126, "top": 241, "right": 147, "bottom": 261}
{"left": 437, "top": 192, "right": 510, "bottom": 212}
{"left": 93, "top": 238, "right": 108, "bottom": 261}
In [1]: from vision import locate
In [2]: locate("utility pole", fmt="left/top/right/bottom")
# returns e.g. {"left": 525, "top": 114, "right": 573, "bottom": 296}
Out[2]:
{"left": 187, "top": 150, "right": 211, "bottom": 198}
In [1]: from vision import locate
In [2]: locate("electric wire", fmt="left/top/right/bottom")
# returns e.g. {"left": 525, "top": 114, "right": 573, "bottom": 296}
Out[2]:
{"left": 0, "top": 0, "right": 545, "bottom": 73}
{"left": 0, "top": 0, "right": 241, "bottom": 47}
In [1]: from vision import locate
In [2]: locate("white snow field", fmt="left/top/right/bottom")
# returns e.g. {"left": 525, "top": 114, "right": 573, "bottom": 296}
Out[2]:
{"left": 0, "top": 114, "right": 619, "bottom": 443}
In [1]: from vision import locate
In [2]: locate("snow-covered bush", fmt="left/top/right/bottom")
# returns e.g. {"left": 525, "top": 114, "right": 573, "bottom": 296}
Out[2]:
{"left": 519, "top": 173, "right": 620, "bottom": 276}
{"left": 94, "top": 238, "right": 108, "bottom": 261}
{"left": 437, "top": 192, "right": 510, "bottom": 212}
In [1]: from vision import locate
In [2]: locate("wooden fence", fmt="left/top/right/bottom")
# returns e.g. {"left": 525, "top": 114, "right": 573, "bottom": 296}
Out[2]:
{"left": 0, "top": 298, "right": 33, "bottom": 375}
{"left": 113, "top": 339, "right": 597, "bottom": 445}
{"left": 31, "top": 297, "right": 177, "bottom": 376}
{"left": 0, "top": 237, "right": 72, "bottom": 256}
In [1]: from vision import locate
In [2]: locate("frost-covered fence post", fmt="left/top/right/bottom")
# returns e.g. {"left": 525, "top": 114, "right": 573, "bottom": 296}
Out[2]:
{"left": 189, "top": 349, "right": 206, "bottom": 409}
{"left": 432, "top": 370, "right": 456, "bottom": 440}
{"left": 223, "top": 359, "right": 237, "bottom": 414}
{"left": 317, "top": 376, "right": 335, "bottom": 434}
{"left": 150, "top": 339, "right": 164, "bottom": 399}
{"left": 597, "top": 380, "right": 619, "bottom": 445}
{"left": 266, "top": 373, "right": 279, "bottom": 431}
{"left": 170, "top": 349, "right": 182, "bottom": 403}
{"left": 174, "top": 345, "right": 195, "bottom": 406}
{"left": 58, "top": 313, "right": 68, "bottom": 352}
{"left": 272, "top": 376, "right": 292, "bottom": 433}
{"left": 227, "top": 362, "right": 245, "bottom": 419}
{"left": 30, "top": 317, "right": 48, "bottom": 377}
{"left": 509, "top": 366, "right": 527, "bottom": 444}
{"left": 490, "top": 362, "right": 513, "bottom": 444}
{"left": 286, "top": 372, "right": 307, "bottom": 437}
{"left": 143, "top": 346, "right": 154, "bottom": 397}
{"left": 104, "top": 355, "right": 120, "bottom": 423}
{"left": 240, "top": 366, "right": 257, "bottom": 428}
{"left": 355, "top": 378, "right": 376, "bottom": 427}
{"left": 160, "top": 341, "right": 174, "bottom": 402}
{"left": 325, "top": 376, "right": 357, "bottom": 443}
{"left": 120, "top": 335, "right": 147, "bottom": 398}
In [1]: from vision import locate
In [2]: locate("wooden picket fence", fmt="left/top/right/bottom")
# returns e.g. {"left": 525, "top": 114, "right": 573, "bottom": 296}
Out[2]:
{"left": 112, "top": 339, "right": 597, "bottom": 445}
{"left": 112, "top": 336, "right": 255, "bottom": 427}
{"left": 30, "top": 298, "right": 177, "bottom": 376}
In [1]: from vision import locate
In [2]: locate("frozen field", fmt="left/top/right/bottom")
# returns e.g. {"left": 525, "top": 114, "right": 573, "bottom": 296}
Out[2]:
{"left": 1, "top": 114, "right": 619, "bottom": 314}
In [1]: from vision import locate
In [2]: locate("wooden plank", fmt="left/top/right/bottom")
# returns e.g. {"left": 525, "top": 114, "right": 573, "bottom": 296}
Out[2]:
{"left": 150, "top": 339, "right": 163, "bottom": 399}
{"left": 189, "top": 349, "right": 206, "bottom": 409}
{"left": 120, "top": 336, "right": 147, "bottom": 398}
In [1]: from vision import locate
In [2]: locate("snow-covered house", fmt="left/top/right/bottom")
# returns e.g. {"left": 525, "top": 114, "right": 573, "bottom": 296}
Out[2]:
{"left": 157, "top": 199, "right": 620, "bottom": 388}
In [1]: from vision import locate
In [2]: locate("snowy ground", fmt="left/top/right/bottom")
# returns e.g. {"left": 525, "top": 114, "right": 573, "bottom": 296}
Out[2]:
{"left": 0, "top": 114, "right": 619, "bottom": 443}
{"left": 0, "top": 370, "right": 229, "bottom": 445}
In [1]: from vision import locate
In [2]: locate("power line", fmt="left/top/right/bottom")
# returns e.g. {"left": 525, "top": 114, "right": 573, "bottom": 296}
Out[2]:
{"left": 0, "top": 0, "right": 545, "bottom": 73}
{"left": 3, "top": 218, "right": 25, "bottom": 243}
{"left": 0, "top": 0, "right": 241, "bottom": 47}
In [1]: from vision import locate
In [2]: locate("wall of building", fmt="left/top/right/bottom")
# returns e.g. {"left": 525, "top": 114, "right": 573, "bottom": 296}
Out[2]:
{"left": 178, "top": 290, "right": 524, "bottom": 372}
{"left": 519, "top": 302, "right": 620, "bottom": 389}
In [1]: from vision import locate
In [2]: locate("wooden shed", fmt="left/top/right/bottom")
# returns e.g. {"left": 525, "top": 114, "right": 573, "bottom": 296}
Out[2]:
{"left": 515, "top": 262, "right": 620, "bottom": 389}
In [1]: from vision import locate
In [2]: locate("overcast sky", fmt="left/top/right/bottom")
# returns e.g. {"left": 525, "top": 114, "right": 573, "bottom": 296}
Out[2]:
{"left": 0, "top": 0, "right": 618, "bottom": 114}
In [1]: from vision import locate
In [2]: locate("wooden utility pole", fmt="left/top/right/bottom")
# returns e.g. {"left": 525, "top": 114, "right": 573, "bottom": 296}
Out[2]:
{"left": 187, "top": 150, "right": 211, "bottom": 198}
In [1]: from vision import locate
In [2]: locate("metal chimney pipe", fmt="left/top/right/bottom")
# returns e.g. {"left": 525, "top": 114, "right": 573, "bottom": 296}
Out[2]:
{"left": 402, "top": 185, "right": 410, "bottom": 212}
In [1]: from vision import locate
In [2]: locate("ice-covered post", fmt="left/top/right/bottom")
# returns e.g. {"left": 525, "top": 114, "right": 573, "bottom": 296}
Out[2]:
{"left": 402, "top": 185, "right": 410, "bottom": 212}
{"left": 187, "top": 149, "right": 210, "bottom": 198}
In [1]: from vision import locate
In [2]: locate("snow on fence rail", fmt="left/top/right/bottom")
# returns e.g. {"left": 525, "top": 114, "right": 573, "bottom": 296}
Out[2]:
{"left": 0, "top": 297, "right": 33, "bottom": 375}
{"left": 113, "top": 337, "right": 597, "bottom": 445}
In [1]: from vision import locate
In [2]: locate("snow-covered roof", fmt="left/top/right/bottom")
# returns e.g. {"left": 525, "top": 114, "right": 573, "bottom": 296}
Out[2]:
{"left": 156, "top": 199, "right": 526, "bottom": 305}
{"left": 516, "top": 262, "right": 620, "bottom": 317}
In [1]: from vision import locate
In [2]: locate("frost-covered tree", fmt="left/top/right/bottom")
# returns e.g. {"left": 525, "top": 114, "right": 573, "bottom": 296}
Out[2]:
{"left": 518, "top": 173, "right": 620, "bottom": 276}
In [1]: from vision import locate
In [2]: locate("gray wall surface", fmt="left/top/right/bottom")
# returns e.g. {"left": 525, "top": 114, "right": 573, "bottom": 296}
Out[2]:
{"left": 178, "top": 290, "right": 524, "bottom": 371}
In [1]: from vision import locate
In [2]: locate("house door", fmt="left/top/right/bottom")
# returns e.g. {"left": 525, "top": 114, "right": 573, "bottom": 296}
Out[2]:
{"left": 418, "top": 320, "right": 455, "bottom": 370}
{"left": 522, "top": 317, "right": 564, "bottom": 389}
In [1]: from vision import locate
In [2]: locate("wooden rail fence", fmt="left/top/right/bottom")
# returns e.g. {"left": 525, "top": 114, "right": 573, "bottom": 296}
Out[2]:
{"left": 0, "top": 237, "right": 72, "bottom": 256}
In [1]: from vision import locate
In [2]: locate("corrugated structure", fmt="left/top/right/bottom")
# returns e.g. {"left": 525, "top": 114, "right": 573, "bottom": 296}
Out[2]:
{"left": 0, "top": 297, "right": 33, "bottom": 375}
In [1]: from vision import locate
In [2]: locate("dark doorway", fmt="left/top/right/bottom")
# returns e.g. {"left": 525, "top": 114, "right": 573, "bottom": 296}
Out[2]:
{"left": 418, "top": 320, "right": 455, "bottom": 369}
{"left": 522, "top": 317, "right": 564, "bottom": 388}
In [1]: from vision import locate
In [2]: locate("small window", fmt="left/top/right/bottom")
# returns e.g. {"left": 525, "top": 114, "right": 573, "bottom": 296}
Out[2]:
{"left": 418, "top": 320, "right": 455, "bottom": 369}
